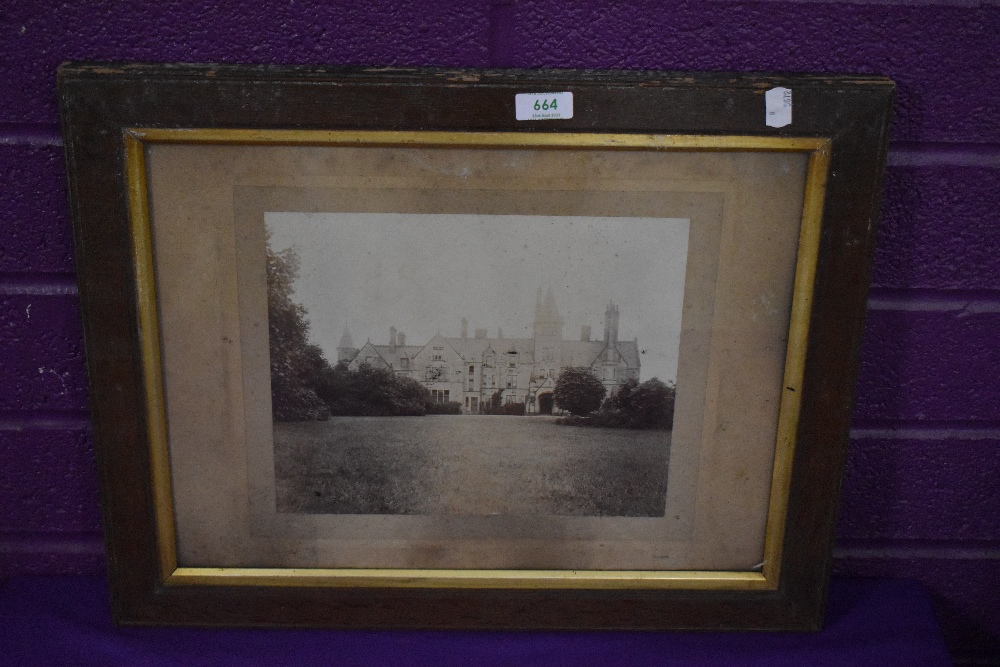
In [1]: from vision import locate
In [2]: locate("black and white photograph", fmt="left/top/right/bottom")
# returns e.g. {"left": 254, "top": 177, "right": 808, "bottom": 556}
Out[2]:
{"left": 265, "top": 212, "right": 690, "bottom": 518}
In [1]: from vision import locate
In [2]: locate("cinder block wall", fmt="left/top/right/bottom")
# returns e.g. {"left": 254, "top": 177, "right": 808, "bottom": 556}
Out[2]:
{"left": 1, "top": 2, "right": 997, "bottom": 661}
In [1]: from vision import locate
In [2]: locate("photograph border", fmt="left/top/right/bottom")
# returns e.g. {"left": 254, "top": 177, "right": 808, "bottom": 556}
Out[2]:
{"left": 58, "top": 64, "right": 894, "bottom": 630}
{"left": 128, "top": 129, "right": 827, "bottom": 592}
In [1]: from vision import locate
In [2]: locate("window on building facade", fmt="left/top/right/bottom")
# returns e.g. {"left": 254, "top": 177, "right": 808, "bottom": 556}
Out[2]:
{"left": 469, "top": 365, "right": 475, "bottom": 376}
{"left": 400, "top": 358, "right": 409, "bottom": 369}
{"left": 430, "top": 389, "right": 450, "bottom": 403}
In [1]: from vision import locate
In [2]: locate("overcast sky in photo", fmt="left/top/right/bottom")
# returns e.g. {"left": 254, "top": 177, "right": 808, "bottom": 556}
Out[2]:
{"left": 266, "top": 213, "right": 690, "bottom": 383}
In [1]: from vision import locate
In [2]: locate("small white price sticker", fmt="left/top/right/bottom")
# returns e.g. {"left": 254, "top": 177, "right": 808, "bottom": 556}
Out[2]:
{"left": 515, "top": 92, "right": 573, "bottom": 121}
{"left": 765, "top": 87, "right": 792, "bottom": 128}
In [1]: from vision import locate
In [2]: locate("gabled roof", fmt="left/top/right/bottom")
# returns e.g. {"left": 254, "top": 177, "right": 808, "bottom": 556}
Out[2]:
{"left": 558, "top": 340, "right": 606, "bottom": 368}
{"left": 536, "top": 375, "right": 557, "bottom": 390}
{"left": 372, "top": 345, "right": 423, "bottom": 368}
{"left": 616, "top": 340, "right": 641, "bottom": 369}
{"left": 372, "top": 345, "right": 423, "bottom": 356}
{"left": 411, "top": 332, "right": 464, "bottom": 363}
{"left": 442, "top": 337, "right": 494, "bottom": 360}
{"left": 443, "top": 337, "right": 536, "bottom": 362}
{"left": 553, "top": 339, "right": 641, "bottom": 370}
{"left": 350, "top": 341, "right": 391, "bottom": 368}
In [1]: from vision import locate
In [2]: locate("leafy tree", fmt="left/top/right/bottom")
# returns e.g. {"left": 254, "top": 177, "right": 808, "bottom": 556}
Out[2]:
{"left": 266, "top": 234, "right": 435, "bottom": 420}
{"left": 266, "top": 235, "right": 331, "bottom": 421}
{"left": 395, "top": 374, "right": 432, "bottom": 415}
{"left": 604, "top": 378, "right": 640, "bottom": 416}
{"left": 314, "top": 362, "right": 430, "bottom": 416}
{"left": 553, "top": 368, "right": 606, "bottom": 416}
{"left": 599, "top": 377, "right": 676, "bottom": 429}
{"left": 628, "top": 378, "right": 676, "bottom": 429}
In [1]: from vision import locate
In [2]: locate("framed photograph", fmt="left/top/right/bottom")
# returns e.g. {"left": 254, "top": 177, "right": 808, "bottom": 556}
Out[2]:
{"left": 58, "top": 63, "right": 893, "bottom": 630}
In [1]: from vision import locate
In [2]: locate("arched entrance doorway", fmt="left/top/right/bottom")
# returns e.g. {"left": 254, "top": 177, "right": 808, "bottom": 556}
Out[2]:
{"left": 538, "top": 392, "right": 554, "bottom": 415}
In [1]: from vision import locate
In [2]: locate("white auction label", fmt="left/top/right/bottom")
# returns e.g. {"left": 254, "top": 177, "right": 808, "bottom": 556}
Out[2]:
{"left": 765, "top": 87, "right": 792, "bottom": 128}
{"left": 515, "top": 92, "right": 573, "bottom": 120}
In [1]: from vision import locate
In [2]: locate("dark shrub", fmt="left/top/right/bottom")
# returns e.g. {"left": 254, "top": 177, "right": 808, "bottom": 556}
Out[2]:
{"left": 271, "top": 382, "right": 331, "bottom": 422}
{"left": 316, "top": 363, "right": 431, "bottom": 416}
{"left": 553, "top": 368, "right": 606, "bottom": 416}
{"left": 558, "top": 377, "right": 676, "bottom": 430}
{"left": 629, "top": 378, "right": 676, "bottom": 429}
{"left": 498, "top": 401, "right": 526, "bottom": 415}
{"left": 555, "top": 414, "right": 592, "bottom": 427}
{"left": 426, "top": 401, "right": 463, "bottom": 415}
{"left": 479, "top": 389, "right": 505, "bottom": 415}
{"left": 595, "top": 378, "right": 675, "bottom": 429}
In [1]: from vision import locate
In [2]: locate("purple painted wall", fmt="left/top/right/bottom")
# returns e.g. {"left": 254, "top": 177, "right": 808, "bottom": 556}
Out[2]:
{"left": 1, "top": 1, "right": 997, "bottom": 661}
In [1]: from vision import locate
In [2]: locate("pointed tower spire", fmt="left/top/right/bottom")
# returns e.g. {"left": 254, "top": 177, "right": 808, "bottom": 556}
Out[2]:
{"left": 337, "top": 326, "right": 359, "bottom": 363}
{"left": 544, "top": 286, "right": 559, "bottom": 316}
{"left": 338, "top": 326, "right": 354, "bottom": 349}
{"left": 533, "top": 287, "right": 564, "bottom": 342}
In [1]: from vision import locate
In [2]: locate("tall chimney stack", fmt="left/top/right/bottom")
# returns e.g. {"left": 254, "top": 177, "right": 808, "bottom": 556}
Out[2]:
{"left": 397, "top": 331, "right": 405, "bottom": 347}
{"left": 604, "top": 302, "right": 620, "bottom": 346}
{"left": 581, "top": 325, "right": 591, "bottom": 341}
{"left": 461, "top": 318, "right": 468, "bottom": 339}
{"left": 604, "top": 304, "right": 611, "bottom": 344}
{"left": 389, "top": 326, "right": 397, "bottom": 351}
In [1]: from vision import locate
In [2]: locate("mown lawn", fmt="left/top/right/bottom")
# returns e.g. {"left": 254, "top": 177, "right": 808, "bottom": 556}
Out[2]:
{"left": 273, "top": 415, "right": 670, "bottom": 517}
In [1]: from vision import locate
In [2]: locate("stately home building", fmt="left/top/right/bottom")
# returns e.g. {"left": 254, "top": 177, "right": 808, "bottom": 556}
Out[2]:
{"left": 337, "top": 289, "right": 640, "bottom": 414}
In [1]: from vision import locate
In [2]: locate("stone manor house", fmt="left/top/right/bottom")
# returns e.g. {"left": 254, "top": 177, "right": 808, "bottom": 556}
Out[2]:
{"left": 337, "top": 288, "right": 640, "bottom": 414}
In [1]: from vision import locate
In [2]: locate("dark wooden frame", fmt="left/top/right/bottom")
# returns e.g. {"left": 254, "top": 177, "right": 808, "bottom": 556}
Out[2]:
{"left": 58, "top": 63, "right": 893, "bottom": 630}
